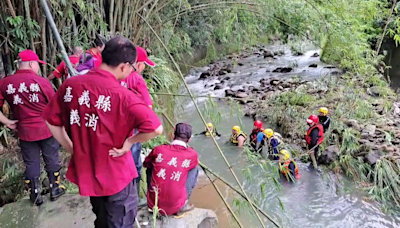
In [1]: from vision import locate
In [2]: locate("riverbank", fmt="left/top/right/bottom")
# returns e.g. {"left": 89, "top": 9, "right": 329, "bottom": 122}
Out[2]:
{"left": 186, "top": 42, "right": 400, "bottom": 211}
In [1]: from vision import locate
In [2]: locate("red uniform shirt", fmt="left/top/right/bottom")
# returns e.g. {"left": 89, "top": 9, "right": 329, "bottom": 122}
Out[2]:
{"left": 0, "top": 70, "right": 55, "bottom": 141}
{"left": 88, "top": 49, "right": 102, "bottom": 68}
{"left": 43, "top": 68, "right": 161, "bottom": 196}
{"left": 120, "top": 72, "right": 152, "bottom": 106}
{"left": 144, "top": 143, "right": 199, "bottom": 215}
{"left": 52, "top": 55, "right": 80, "bottom": 79}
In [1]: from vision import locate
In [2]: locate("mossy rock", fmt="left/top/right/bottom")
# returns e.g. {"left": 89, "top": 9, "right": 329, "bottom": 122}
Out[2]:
{"left": 0, "top": 199, "right": 39, "bottom": 228}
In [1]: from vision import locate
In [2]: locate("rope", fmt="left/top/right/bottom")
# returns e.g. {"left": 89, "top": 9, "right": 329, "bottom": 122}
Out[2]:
{"left": 138, "top": 12, "right": 280, "bottom": 227}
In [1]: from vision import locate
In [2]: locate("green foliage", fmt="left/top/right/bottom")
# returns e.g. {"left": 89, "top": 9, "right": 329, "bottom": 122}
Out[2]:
{"left": 5, "top": 16, "right": 40, "bottom": 52}
{"left": 275, "top": 91, "right": 315, "bottom": 107}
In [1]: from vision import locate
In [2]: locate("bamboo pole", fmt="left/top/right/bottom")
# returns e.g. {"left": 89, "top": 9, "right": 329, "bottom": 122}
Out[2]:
{"left": 40, "top": 0, "right": 75, "bottom": 77}
{"left": 23, "top": 0, "right": 35, "bottom": 50}
{"left": 150, "top": 92, "right": 265, "bottom": 102}
{"left": 376, "top": 0, "right": 397, "bottom": 54}
{"left": 5, "top": 0, "right": 16, "bottom": 18}
{"left": 199, "top": 162, "right": 280, "bottom": 225}
{"left": 109, "top": 0, "right": 115, "bottom": 34}
{"left": 161, "top": 111, "right": 244, "bottom": 227}
{"left": 139, "top": 13, "right": 278, "bottom": 228}
{"left": 40, "top": 16, "right": 47, "bottom": 76}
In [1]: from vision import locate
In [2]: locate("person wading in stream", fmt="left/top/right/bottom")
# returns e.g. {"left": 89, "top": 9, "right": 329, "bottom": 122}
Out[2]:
{"left": 0, "top": 50, "right": 65, "bottom": 205}
{"left": 230, "top": 125, "right": 247, "bottom": 147}
{"left": 318, "top": 107, "right": 331, "bottom": 133}
{"left": 279, "top": 149, "right": 300, "bottom": 181}
{"left": 43, "top": 36, "right": 163, "bottom": 228}
{"left": 119, "top": 46, "right": 155, "bottom": 201}
{"left": 256, "top": 128, "right": 283, "bottom": 159}
{"left": 249, "top": 120, "right": 263, "bottom": 150}
{"left": 144, "top": 123, "right": 199, "bottom": 217}
{"left": 195, "top": 123, "right": 221, "bottom": 137}
{"left": 305, "top": 115, "right": 324, "bottom": 165}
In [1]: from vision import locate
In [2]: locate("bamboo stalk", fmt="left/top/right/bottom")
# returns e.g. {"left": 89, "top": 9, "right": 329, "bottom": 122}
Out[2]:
{"left": 139, "top": 13, "right": 277, "bottom": 228}
{"left": 376, "top": 0, "right": 397, "bottom": 54}
{"left": 200, "top": 166, "right": 244, "bottom": 228}
{"left": 5, "top": 0, "right": 16, "bottom": 18}
{"left": 199, "top": 162, "right": 280, "bottom": 225}
{"left": 150, "top": 91, "right": 266, "bottom": 102}
{"left": 112, "top": 0, "right": 120, "bottom": 33}
{"left": 109, "top": 0, "right": 115, "bottom": 34}
{"left": 40, "top": 0, "right": 75, "bottom": 76}
{"left": 40, "top": 16, "right": 47, "bottom": 76}
{"left": 23, "top": 0, "right": 35, "bottom": 50}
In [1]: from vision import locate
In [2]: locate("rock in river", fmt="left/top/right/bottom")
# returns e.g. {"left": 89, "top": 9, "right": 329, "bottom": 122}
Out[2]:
{"left": 311, "top": 52, "right": 319, "bottom": 57}
{"left": 199, "top": 72, "right": 211, "bottom": 80}
{"left": 236, "top": 92, "right": 249, "bottom": 99}
{"left": 225, "top": 89, "right": 235, "bottom": 97}
{"left": 308, "top": 63, "right": 318, "bottom": 68}
{"left": 263, "top": 50, "right": 274, "bottom": 58}
{"left": 272, "top": 67, "right": 293, "bottom": 73}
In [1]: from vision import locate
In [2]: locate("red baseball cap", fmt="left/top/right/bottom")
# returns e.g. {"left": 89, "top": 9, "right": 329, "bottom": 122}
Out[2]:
{"left": 136, "top": 46, "right": 155, "bottom": 67}
{"left": 18, "top": 50, "right": 46, "bottom": 64}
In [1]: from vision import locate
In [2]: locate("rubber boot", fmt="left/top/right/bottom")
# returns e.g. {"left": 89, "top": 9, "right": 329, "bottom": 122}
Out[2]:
{"left": 25, "top": 177, "right": 44, "bottom": 206}
{"left": 47, "top": 170, "right": 66, "bottom": 201}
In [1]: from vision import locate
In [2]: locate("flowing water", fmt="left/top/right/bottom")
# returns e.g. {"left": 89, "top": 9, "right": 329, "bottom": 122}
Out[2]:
{"left": 177, "top": 43, "right": 400, "bottom": 227}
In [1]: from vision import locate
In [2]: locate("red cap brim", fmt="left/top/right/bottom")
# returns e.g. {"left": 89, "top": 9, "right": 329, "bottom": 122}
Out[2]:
{"left": 306, "top": 119, "right": 313, "bottom": 124}
{"left": 144, "top": 58, "right": 155, "bottom": 67}
{"left": 37, "top": 60, "right": 47, "bottom": 64}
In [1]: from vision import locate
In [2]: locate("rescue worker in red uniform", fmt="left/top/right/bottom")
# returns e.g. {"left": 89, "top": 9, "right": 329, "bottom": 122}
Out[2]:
{"left": 0, "top": 50, "right": 65, "bottom": 205}
{"left": 305, "top": 115, "right": 324, "bottom": 162}
{"left": 249, "top": 120, "right": 263, "bottom": 150}
{"left": 279, "top": 149, "right": 299, "bottom": 181}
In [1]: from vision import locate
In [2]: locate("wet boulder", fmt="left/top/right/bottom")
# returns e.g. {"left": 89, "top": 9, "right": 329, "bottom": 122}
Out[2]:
{"left": 272, "top": 67, "right": 293, "bottom": 73}
{"left": 311, "top": 52, "right": 319, "bottom": 57}
{"left": 214, "top": 84, "right": 223, "bottom": 90}
{"left": 318, "top": 145, "right": 340, "bottom": 165}
{"left": 236, "top": 92, "right": 249, "bottom": 99}
{"left": 309, "top": 63, "right": 318, "bottom": 68}
{"left": 323, "top": 66, "right": 336, "bottom": 69}
{"left": 270, "top": 79, "right": 281, "bottom": 86}
{"left": 199, "top": 72, "right": 211, "bottom": 80}
{"left": 263, "top": 50, "right": 274, "bottom": 58}
{"left": 225, "top": 89, "right": 235, "bottom": 97}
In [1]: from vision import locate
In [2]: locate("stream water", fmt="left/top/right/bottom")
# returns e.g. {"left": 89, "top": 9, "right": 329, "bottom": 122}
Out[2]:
{"left": 176, "top": 43, "right": 400, "bottom": 227}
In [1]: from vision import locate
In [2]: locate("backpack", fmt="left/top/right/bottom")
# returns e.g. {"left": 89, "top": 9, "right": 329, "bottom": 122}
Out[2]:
{"left": 66, "top": 53, "right": 95, "bottom": 78}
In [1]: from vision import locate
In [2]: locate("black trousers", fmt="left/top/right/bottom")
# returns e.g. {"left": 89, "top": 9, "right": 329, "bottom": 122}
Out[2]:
{"left": 90, "top": 181, "right": 138, "bottom": 228}
{"left": 19, "top": 136, "right": 61, "bottom": 179}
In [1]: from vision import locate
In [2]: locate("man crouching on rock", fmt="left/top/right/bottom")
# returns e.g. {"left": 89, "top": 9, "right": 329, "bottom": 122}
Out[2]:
{"left": 144, "top": 123, "right": 199, "bottom": 217}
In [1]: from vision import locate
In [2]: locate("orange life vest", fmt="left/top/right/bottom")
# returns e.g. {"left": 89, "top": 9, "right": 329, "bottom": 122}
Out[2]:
{"left": 305, "top": 124, "right": 324, "bottom": 145}
{"left": 280, "top": 159, "right": 300, "bottom": 179}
